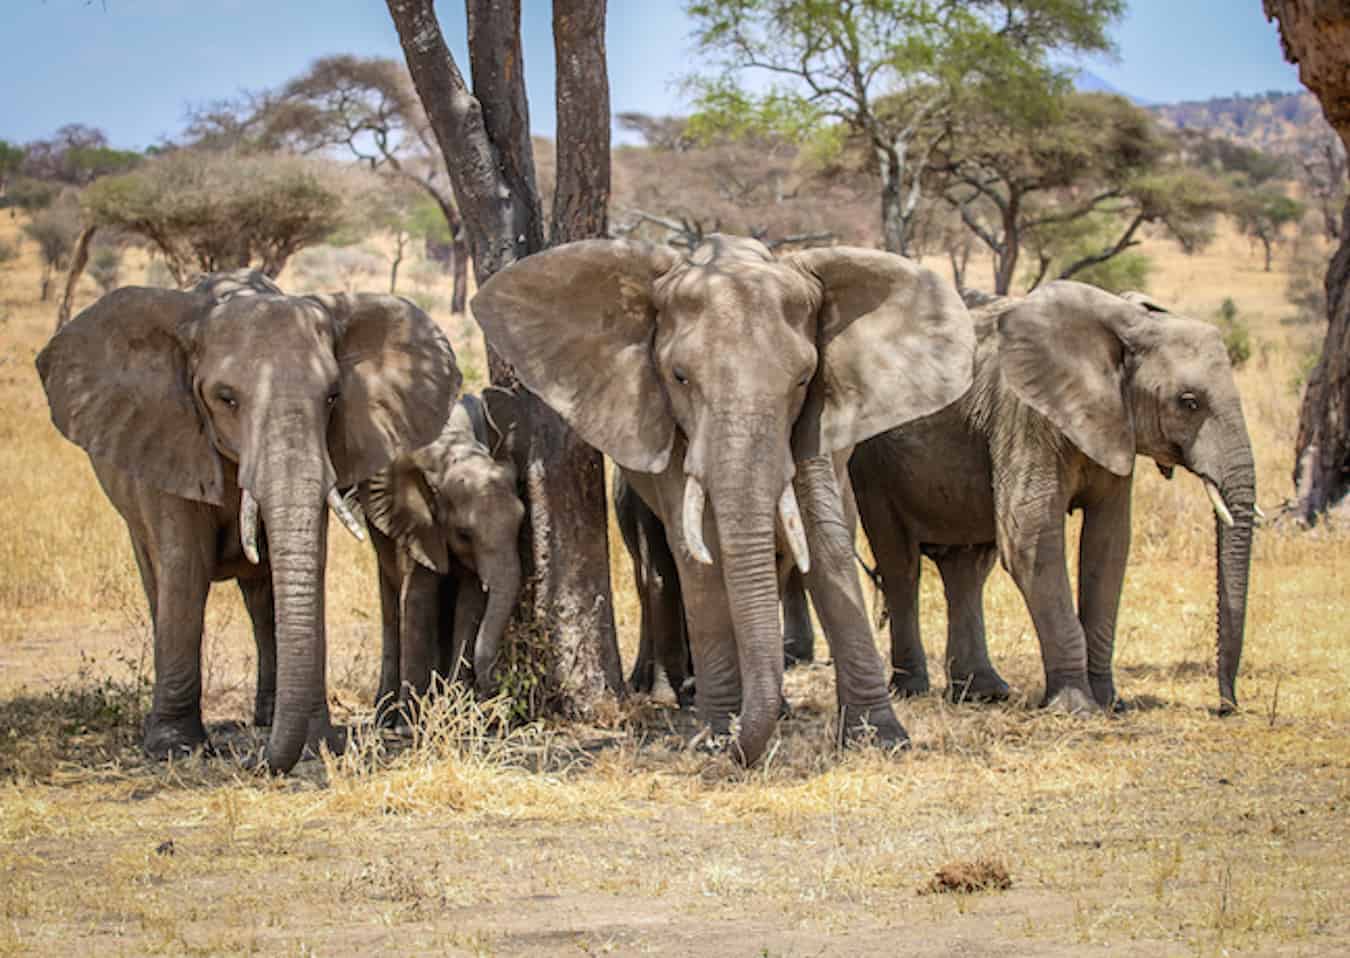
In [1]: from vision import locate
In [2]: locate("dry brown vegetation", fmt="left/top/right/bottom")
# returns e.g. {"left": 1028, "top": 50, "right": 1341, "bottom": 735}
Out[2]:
{"left": 1, "top": 211, "right": 1347, "bottom": 956}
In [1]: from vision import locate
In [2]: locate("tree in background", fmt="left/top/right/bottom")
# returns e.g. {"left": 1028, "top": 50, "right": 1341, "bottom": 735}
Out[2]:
{"left": 21, "top": 192, "right": 81, "bottom": 301}
{"left": 1296, "top": 127, "right": 1347, "bottom": 241}
{"left": 387, "top": 0, "right": 624, "bottom": 718}
{"left": 1263, "top": 0, "right": 1350, "bottom": 521}
{"left": 935, "top": 91, "right": 1225, "bottom": 294}
{"left": 0, "top": 140, "right": 23, "bottom": 198}
{"left": 21, "top": 124, "right": 140, "bottom": 185}
{"left": 684, "top": 0, "right": 1124, "bottom": 255}
{"left": 1234, "top": 187, "right": 1305, "bottom": 271}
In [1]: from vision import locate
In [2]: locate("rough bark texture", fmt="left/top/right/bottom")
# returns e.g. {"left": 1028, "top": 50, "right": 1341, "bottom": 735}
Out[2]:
{"left": 387, "top": 0, "right": 623, "bottom": 715}
{"left": 1264, "top": 1, "right": 1350, "bottom": 519}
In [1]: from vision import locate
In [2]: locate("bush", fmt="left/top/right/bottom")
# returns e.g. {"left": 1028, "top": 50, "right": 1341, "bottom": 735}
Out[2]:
{"left": 88, "top": 244, "right": 125, "bottom": 293}
{"left": 1214, "top": 297, "right": 1252, "bottom": 368}
{"left": 0, "top": 238, "right": 17, "bottom": 268}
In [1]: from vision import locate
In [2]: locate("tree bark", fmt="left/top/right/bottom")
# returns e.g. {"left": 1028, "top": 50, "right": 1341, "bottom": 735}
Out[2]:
{"left": 1264, "top": 1, "right": 1350, "bottom": 519}
{"left": 387, "top": 0, "right": 623, "bottom": 715}
{"left": 56, "top": 224, "right": 97, "bottom": 328}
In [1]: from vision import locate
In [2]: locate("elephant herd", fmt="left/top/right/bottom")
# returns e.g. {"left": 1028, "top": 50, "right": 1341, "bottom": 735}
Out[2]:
{"left": 35, "top": 234, "right": 1253, "bottom": 773}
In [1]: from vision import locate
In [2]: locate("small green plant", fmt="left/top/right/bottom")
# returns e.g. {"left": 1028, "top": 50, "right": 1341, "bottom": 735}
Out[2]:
{"left": 1214, "top": 297, "right": 1252, "bottom": 368}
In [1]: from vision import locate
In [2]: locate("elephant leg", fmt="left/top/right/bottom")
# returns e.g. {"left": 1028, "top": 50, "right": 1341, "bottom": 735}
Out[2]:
{"left": 450, "top": 574, "right": 486, "bottom": 690}
{"left": 1003, "top": 506, "right": 1096, "bottom": 713}
{"left": 1077, "top": 486, "right": 1132, "bottom": 711}
{"left": 369, "top": 527, "right": 403, "bottom": 727}
{"left": 933, "top": 545, "right": 1008, "bottom": 703}
{"left": 397, "top": 563, "right": 442, "bottom": 722}
{"left": 237, "top": 573, "right": 277, "bottom": 727}
{"left": 669, "top": 546, "right": 742, "bottom": 740}
{"left": 781, "top": 567, "right": 815, "bottom": 667}
{"left": 646, "top": 527, "right": 694, "bottom": 707}
{"left": 143, "top": 538, "right": 213, "bottom": 758}
{"left": 796, "top": 455, "right": 908, "bottom": 748}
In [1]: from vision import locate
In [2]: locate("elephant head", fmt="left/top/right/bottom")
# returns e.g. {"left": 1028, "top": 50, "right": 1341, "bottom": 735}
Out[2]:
{"left": 363, "top": 394, "right": 525, "bottom": 694}
{"left": 472, "top": 234, "right": 973, "bottom": 762}
{"left": 37, "top": 279, "right": 461, "bottom": 771}
{"left": 998, "top": 281, "right": 1255, "bottom": 713}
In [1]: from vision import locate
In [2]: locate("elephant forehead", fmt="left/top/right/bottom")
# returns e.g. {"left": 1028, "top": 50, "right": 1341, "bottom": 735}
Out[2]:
{"left": 656, "top": 258, "right": 817, "bottom": 326}
{"left": 204, "top": 297, "right": 336, "bottom": 351}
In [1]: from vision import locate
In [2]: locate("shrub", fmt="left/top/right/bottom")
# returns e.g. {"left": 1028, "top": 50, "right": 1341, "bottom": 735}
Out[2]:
{"left": 1215, "top": 297, "right": 1252, "bottom": 368}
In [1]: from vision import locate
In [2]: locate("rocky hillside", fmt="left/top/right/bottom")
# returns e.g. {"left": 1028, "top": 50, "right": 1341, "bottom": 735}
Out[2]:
{"left": 1151, "top": 90, "right": 1335, "bottom": 158}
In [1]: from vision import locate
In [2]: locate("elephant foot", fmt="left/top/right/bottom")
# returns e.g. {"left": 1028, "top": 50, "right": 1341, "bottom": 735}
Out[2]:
{"left": 143, "top": 713, "right": 210, "bottom": 760}
{"left": 889, "top": 668, "right": 931, "bottom": 699}
{"left": 783, "top": 637, "right": 815, "bottom": 669}
{"left": 1089, "top": 672, "right": 1126, "bottom": 713}
{"left": 946, "top": 669, "right": 1011, "bottom": 704}
{"left": 839, "top": 702, "right": 911, "bottom": 751}
{"left": 674, "top": 677, "right": 697, "bottom": 710}
{"left": 1040, "top": 680, "right": 1101, "bottom": 715}
{"left": 627, "top": 663, "right": 656, "bottom": 695}
{"left": 303, "top": 721, "right": 347, "bottom": 760}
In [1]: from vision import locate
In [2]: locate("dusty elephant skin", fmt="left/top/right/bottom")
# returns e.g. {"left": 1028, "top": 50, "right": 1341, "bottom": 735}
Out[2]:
{"left": 358, "top": 392, "right": 525, "bottom": 719}
{"left": 35, "top": 271, "right": 461, "bottom": 773}
{"left": 850, "top": 282, "right": 1255, "bottom": 715}
{"left": 472, "top": 234, "right": 975, "bottom": 764}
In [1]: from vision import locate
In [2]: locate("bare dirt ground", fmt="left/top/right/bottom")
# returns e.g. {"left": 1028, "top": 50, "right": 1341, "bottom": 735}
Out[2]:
{"left": 2, "top": 214, "right": 1348, "bottom": 956}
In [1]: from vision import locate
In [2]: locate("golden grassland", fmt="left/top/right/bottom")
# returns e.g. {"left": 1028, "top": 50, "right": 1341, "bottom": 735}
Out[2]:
{"left": 0, "top": 212, "right": 1347, "bottom": 955}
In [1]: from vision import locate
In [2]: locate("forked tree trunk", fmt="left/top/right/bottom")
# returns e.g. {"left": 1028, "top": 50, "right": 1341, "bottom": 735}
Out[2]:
{"left": 1264, "top": 1, "right": 1350, "bottom": 520}
{"left": 387, "top": 0, "right": 624, "bottom": 716}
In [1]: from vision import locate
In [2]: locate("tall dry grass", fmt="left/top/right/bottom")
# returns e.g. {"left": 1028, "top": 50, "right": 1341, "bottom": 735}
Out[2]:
{"left": 0, "top": 211, "right": 1347, "bottom": 954}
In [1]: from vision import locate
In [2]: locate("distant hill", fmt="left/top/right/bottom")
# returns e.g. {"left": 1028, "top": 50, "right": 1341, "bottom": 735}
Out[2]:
{"left": 1149, "top": 90, "right": 1335, "bottom": 158}
{"left": 1074, "top": 70, "right": 1153, "bottom": 106}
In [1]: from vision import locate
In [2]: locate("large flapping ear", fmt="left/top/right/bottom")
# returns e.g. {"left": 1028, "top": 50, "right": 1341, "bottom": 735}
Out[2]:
{"left": 362, "top": 459, "right": 450, "bottom": 574}
{"left": 787, "top": 247, "right": 975, "bottom": 457}
{"left": 479, "top": 384, "right": 532, "bottom": 474}
{"left": 35, "top": 286, "right": 224, "bottom": 504}
{"left": 470, "top": 240, "right": 682, "bottom": 474}
{"left": 312, "top": 293, "right": 462, "bottom": 488}
{"left": 997, "top": 281, "right": 1137, "bottom": 477}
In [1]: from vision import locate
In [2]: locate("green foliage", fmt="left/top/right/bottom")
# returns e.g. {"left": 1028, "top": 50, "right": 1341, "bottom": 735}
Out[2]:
{"left": 0, "top": 176, "right": 58, "bottom": 213}
{"left": 88, "top": 243, "right": 125, "bottom": 294}
{"left": 407, "top": 196, "right": 454, "bottom": 244}
{"left": 1214, "top": 297, "right": 1252, "bottom": 369}
{"left": 1023, "top": 210, "right": 1152, "bottom": 293}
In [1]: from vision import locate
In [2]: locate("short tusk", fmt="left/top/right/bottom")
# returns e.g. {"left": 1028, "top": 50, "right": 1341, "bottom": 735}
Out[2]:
{"left": 778, "top": 483, "right": 811, "bottom": 575}
{"left": 682, "top": 475, "right": 714, "bottom": 566}
{"left": 1204, "top": 480, "right": 1235, "bottom": 528}
{"left": 1253, "top": 504, "right": 1266, "bottom": 520}
{"left": 239, "top": 489, "right": 260, "bottom": 564}
{"left": 328, "top": 486, "right": 366, "bottom": 542}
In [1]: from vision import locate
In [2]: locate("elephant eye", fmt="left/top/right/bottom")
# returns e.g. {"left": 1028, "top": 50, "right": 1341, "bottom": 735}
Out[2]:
{"left": 1179, "top": 391, "right": 1200, "bottom": 412}
{"left": 215, "top": 387, "right": 238, "bottom": 409}
{"left": 672, "top": 366, "right": 689, "bottom": 386}
{"left": 326, "top": 389, "right": 340, "bottom": 407}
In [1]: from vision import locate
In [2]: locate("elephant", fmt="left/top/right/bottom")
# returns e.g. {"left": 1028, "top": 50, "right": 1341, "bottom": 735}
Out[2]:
{"left": 471, "top": 234, "right": 975, "bottom": 764}
{"left": 614, "top": 469, "right": 817, "bottom": 708}
{"left": 36, "top": 270, "right": 461, "bottom": 772}
{"left": 848, "top": 281, "right": 1255, "bottom": 715}
{"left": 359, "top": 392, "right": 525, "bottom": 719}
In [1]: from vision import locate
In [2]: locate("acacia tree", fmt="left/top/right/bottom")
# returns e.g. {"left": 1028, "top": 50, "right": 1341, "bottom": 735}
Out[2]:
{"left": 386, "top": 0, "right": 624, "bottom": 717}
{"left": 1264, "top": 1, "right": 1350, "bottom": 520}
{"left": 685, "top": 0, "right": 1124, "bottom": 255}
{"left": 935, "top": 91, "right": 1226, "bottom": 294}
{"left": 1234, "top": 186, "right": 1305, "bottom": 271}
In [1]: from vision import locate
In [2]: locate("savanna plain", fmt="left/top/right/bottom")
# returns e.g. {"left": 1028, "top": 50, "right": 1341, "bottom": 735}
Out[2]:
{"left": 0, "top": 210, "right": 1347, "bottom": 956}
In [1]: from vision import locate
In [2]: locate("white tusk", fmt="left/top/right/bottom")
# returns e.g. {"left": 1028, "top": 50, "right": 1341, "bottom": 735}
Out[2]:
{"left": 1204, "top": 480, "right": 1235, "bottom": 528}
{"left": 328, "top": 487, "right": 366, "bottom": 542}
{"left": 239, "top": 490, "right": 260, "bottom": 564}
{"left": 778, "top": 483, "right": 811, "bottom": 575}
{"left": 1253, "top": 504, "right": 1266, "bottom": 520}
{"left": 682, "top": 475, "right": 714, "bottom": 566}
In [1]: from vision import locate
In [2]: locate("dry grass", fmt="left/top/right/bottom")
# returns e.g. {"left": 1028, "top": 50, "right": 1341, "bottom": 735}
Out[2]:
{"left": 1, "top": 212, "right": 1347, "bottom": 955}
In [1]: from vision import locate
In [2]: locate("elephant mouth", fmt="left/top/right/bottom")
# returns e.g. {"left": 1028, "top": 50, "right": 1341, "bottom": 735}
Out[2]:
{"left": 680, "top": 474, "right": 811, "bottom": 573}
{"left": 238, "top": 486, "right": 366, "bottom": 565}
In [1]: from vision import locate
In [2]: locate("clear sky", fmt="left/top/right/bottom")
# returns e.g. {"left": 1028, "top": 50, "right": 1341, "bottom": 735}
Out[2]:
{"left": 0, "top": 0, "right": 1303, "bottom": 151}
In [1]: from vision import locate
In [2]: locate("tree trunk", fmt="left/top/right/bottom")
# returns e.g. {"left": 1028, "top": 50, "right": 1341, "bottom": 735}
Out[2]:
{"left": 1264, "top": 1, "right": 1350, "bottom": 519}
{"left": 57, "top": 225, "right": 97, "bottom": 329}
{"left": 878, "top": 146, "right": 906, "bottom": 255}
{"left": 450, "top": 233, "right": 469, "bottom": 314}
{"left": 387, "top": 0, "right": 623, "bottom": 716}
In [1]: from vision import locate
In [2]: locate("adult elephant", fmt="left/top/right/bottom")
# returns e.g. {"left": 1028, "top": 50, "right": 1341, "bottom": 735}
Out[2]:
{"left": 360, "top": 393, "right": 525, "bottom": 719}
{"left": 472, "top": 234, "right": 974, "bottom": 764}
{"left": 36, "top": 271, "right": 460, "bottom": 772}
{"left": 850, "top": 282, "right": 1254, "bottom": 715}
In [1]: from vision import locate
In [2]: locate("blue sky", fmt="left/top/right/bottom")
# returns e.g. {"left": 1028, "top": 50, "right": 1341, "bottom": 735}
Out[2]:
{"left": 0, "top": 0, "right": 1302, "bottom": 150}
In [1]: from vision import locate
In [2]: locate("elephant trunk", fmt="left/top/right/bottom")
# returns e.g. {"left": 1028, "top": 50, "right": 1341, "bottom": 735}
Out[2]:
{"left": 472, "top": 551, "right": 523, "bottom": 695}
{"left": 1214, "top": 446, "right": 1255, "bottom": 715}
{"left": 706, "top": 430, "right": 788, "bottom": 765}
{"left": 256, "top": 459, "right": 332, "bottom": 773}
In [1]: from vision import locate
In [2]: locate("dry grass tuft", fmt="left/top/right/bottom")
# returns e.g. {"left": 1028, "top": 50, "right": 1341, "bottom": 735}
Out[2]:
{"left": 919, "top": 858, "right": 1013, "bottom": 895}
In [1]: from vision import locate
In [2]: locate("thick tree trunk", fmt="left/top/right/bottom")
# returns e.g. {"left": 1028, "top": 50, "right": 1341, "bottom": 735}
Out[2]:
{"left": 388, "top": 0, "right": 623, "bottom": 715}
{"left": 1264, "top": 2, "right": 1350, "bottom": 519}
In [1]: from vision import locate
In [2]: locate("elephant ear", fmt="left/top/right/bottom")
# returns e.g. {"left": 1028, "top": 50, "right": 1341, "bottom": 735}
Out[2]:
{"left": 363, "top": 458, "right": 450, "bottom": 574}
{"left": 788, "top": 247, "right": 975, "bottom": 456}
{"left": 470, "top": 240, "right": 682, "bottom": 473}
{"left": 1119, "top": 290, "right": 1170, "bottom": 314}
{"left": 312, "top": 293, "right": 462, "bottom": 488}
{"left": 997, "top": 281, "right": 1136, "bottom": 477}
{"left": 35, "top": 286, "right": 224, "bottom": 504}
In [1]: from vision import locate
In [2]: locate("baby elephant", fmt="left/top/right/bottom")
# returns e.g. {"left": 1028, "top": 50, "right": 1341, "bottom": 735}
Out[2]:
{"left": 361, "top": 393, "right": 525, "bottom": 722}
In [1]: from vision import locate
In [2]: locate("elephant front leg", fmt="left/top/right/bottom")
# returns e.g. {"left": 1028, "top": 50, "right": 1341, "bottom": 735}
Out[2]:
{"left": 397, "top": 563, "right": 442, "bottom": 725}
{"left": 780, "top": 567, "right": 815, "bottom": 667}
{"left": 449, "top": 575, "right": 485, "bottom": 690}
{"left": 237, "top": 573, "right": 277, "bottom": 727}
{"left": 667, "top": 545, "right": 743, "bottom": 742}
{"left": 933, "top": 545, "right": 1008, "bottom": 703}
{"left": 795, "top": 455, "right": 908, "bottom": 748}
{"left": 143, "top": 545, "right": 213, "bottom": 758}
{"left": 1077, "top": 486, "right": 1132, "bottom": 711}
{"left": 369, "top": 526, "right": 404, "bottom": 727}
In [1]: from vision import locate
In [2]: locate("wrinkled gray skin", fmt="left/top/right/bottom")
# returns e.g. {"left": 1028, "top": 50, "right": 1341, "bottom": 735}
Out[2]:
{"left": 473, "top": 235, "right": 975, "bottom": 764}
{"left": 36, "top": 271, "right": 460, "bottom": 772}
{"left": 360, "top": 392, "right": 525, "bottom": 718}
{"left": 849, "top": 282, "right": 1255, "bottom": 714}
{"left": 615, "top": 469, "right": 818, "bottom": 705}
